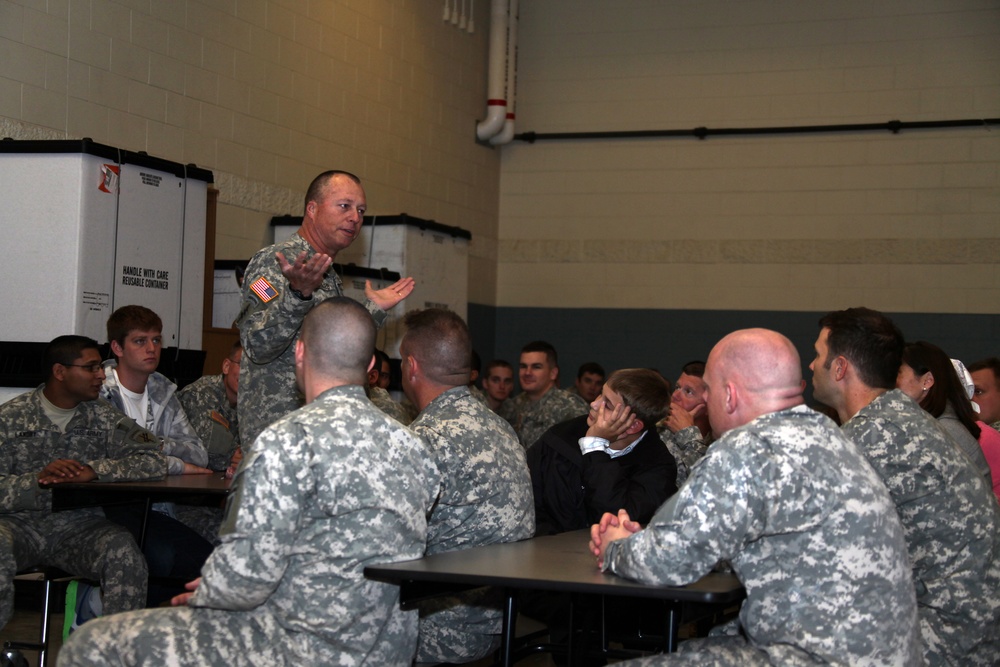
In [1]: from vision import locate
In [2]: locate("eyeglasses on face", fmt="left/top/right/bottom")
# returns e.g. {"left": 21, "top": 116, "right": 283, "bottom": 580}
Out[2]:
{"left": 63, "top": 362, "right": 103, "bottom": 373}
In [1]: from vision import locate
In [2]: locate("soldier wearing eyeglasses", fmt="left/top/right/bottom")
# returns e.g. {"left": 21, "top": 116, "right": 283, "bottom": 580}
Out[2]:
{"left": 0, "top": 335, "right": 166, "bottom": 631}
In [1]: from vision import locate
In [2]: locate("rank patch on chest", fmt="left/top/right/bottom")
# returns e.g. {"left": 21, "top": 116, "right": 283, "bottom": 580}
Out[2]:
{"left": 249, "top": 277, "right": 279, "bottom": 303}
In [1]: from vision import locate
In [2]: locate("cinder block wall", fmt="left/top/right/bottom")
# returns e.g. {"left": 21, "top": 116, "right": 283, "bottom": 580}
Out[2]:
{"left": 499, "top": 0, "right": 1000, "bottom": 316}
{"left": 4, "top": 0, "right": 997, "bottom": 367}
{"left": 0, "top": 0, "right": 501, "bottom": 304}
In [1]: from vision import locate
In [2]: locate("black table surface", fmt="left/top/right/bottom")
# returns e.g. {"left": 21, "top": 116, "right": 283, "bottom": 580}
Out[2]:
{"left": 366, "top": 530, "right": 744, "bottom": 604}
{"left": 50, "top": 473, "right": 231, "bottom": 510}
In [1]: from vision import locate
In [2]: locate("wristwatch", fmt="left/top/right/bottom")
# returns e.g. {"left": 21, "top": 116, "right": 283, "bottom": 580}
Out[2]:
{"left": 289, "top": 285, "right": 312, "bottom": 301}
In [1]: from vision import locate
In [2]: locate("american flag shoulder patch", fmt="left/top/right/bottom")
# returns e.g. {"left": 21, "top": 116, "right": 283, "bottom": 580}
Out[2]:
{"left": 249, "top": 277, "right": 279, "bottom": 303}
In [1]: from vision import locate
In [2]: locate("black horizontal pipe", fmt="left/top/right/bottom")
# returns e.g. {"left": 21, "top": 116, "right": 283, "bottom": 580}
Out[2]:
{"left": 513, "top": 117, "right": 999, "bottom": 143}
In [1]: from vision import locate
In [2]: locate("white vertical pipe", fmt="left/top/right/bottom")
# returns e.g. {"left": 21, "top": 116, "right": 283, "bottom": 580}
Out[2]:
{"left": 490, "top": 0, "right": 518, "bottom": 145}
{"left": 476, "top": 0, "right": 508, "bottom": 141}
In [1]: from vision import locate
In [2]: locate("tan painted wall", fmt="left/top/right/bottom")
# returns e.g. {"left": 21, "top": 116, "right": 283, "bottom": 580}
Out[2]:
{"left": 0, "top": 0, "right": 501, "bottom": 304}
{"left": 499, "top": 0, "right": 1000, "bottom": 313}
{"left": 4, "top": 1, "right": 997, "bottom": 315}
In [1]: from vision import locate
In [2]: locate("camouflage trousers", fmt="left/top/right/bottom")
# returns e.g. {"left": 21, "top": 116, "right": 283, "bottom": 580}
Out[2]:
{"left": 619, "top": 635, "right": 774, "bottom": 666}
{"left": 172, "top": 504, "right": 224, "bottom": 546}
{"left": 58, "top": 605, "right": 286, "bottom": 667}
{"left": 0, "top": 510, "right": 146, "bottom": 627}
{"left": 416, "top": 586, "right": 502, "bottom": 663}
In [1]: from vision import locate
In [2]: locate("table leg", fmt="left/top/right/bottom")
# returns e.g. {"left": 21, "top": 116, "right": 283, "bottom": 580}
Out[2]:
{"left": 665, "top": 602, "right": 681, "bottom": 652}
{"left": 499, "top": 588, "right": 518, "bottom": 667}
{"left": 137, "top": 497, "right": 152, "bottom": 550}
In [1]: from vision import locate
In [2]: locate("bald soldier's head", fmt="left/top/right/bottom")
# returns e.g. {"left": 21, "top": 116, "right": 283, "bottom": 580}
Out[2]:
{"left": 704, "top": 328, "right": 805, "bottom": 439}
{"left": 295, "top": 297, "right": 376, "bottom": 401}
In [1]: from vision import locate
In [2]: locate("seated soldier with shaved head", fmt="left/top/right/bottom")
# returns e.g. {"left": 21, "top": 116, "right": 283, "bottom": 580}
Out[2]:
{"left": 399, "top": 308, "right": 533, "bottom": 663}
{"left": 62, "top": 298, "right": 442, "bottom": 666}
{"left": 589, "top": 328, "right": 922, "bottom": 665}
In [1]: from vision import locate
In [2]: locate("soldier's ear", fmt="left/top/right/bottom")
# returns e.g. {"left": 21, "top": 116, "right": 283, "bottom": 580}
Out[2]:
{"left": 724, "top": 383, "right": 737, "bottom": 414}
{"left": 407, "top": 355, "right": 420, "bottom": 381}
{"left": 295, "top": 340, "right": 305, "bottom": 368}
{"left": 51, "top": 363, "right": 68, "bottom": 383}
{"left": 834, "top": 356, "right": 848, "bottom": 381}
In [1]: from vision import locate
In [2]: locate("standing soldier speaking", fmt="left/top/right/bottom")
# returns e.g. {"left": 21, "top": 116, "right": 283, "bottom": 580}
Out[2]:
{"left": 236, "top": 170, "right": 415, "bottom": 447}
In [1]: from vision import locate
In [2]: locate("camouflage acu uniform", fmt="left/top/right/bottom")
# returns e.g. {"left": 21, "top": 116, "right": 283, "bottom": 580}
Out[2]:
{"left": 366, "top": 386, "right": 411, "bottom": 425}
{"left": 468, "top": 383, "right": 487, "bottom": 403}
{"left": 937, "top": 403, "right": 993, "bottom": 489}
{"left": 508, "top": 387, "right": 588, "bottom": 448}
{"left": 842, "top": 389, "right": 1000, "bottom": 666}
{"left": 236, "top": 234, "right": 388, "bottom": 449}
{"left": 603, "top": 405, "right": 923, "bottom": 666}
{"left": 101, "top": 360, "right": 208, "bottom": 474}
{"left": 176, "top": 374, "right": 240, "bottom": 472}
{"left": 660, "top": 425, "right": 711, "bottom": 487}
{"left": 60, "top": 384, "right": 441, "bottom": 667}
{"left": 174, "top": 374, "right": 241, "bottom": 544}
{"left": 408, "top": 386, "right": 534, "bottom": 664}
{"left": 495, "top": 398, "right": 516, "bottom": 424}
{"left": 0, "top": 387, "right": 165, "bottom": 626}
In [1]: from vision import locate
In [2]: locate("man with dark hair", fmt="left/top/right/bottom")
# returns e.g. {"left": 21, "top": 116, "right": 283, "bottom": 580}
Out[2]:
{"left": 811, "top": 307, "right": 1000, "bottom": 666}
{"left": 236, "top": 170, "right": 415, "bottom": 447}
{"left": 660, "top": 360, "right": 713, "bottom": 486}
{"left": 399, "top": 308, "right": 533, "bottom": 663}
{"left": 0, "top": 335, "right": 165, "bottom": 632}
{"left": 480, "top": 359, "right": 515, "bottom": 419}
{"left": 508, "top": 340, "right": 588, "bottom": 447}
{"left": 569, "top": 362, "right": 605, "bottom": 404}
{"left": 969, "top": 357, "right": 1000, "bottom": 429}
{"left": 62, "top": 298, "right": 442, "bottom": 666}
{"left": 368, "top": 348, "right": 392, "bottom": 390}
{"left": 590, "top": 329, "right": 923, "bottom": 665}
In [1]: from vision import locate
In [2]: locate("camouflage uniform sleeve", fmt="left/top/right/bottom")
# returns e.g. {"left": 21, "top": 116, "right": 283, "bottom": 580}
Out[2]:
{"left": 0, "top": 432, "right": 48, "bottom": 512}
{"left": 672, "top": 426, "right": 709, "bottom": 471}
{"left": 89, "top": 417, "right": 167, "bottom": 482}
{"left": 364, "top": 300, "right": 388, "bottom": 328}
{"left": 236, "top": 248, "right": 319, "bottom": 366}
{"left": 190, "top": 427, "right": 301, "bottom": 610}
{"left": 237, "top": 245, "right": 388, "bottom": 367}
{"left": 159, "top": 395, "right": 208, "bottom": 469}
{"left": 603, "top": 440, "right": 756, "bottom": 585}
{"left": 564, "top": 391, "right": 589, "bottom": 417}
